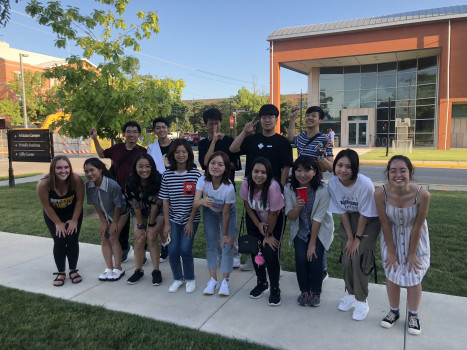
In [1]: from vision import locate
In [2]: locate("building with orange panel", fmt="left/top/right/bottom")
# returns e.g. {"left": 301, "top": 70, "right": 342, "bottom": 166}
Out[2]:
{"left": 268, "top": 5, "right": 467, "bottom": 149}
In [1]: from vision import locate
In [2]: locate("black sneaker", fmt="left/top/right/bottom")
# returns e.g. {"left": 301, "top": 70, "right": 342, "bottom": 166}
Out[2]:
{"left": 152, "top": 270, "right": 162, "bottom": 286}
{"left": 408, "top": 314, "right": 421, "bottom": 335}
{"left": 160, "top": 245, "right": 168, "bottom": 262}
{"left": 268, "top": 287, "right": 281, "bottom": 306}
{"left": 249, "top": 282, "right": 269, "bottom": 299}
{"left": 127, "top": 269, "right": 144, "bottom": 284}
{"left": 381, "top": 310, "right": 400, "bottom": 329}
{"left": 297, "top": 291, "right": 310, "bottom": 306}
{"left": 309, "top": 293, "right": 321, "bottom": 307}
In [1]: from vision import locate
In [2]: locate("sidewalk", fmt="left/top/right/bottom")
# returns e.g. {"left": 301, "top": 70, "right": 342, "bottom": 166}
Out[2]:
{"left": 1, "top": 231, "right": 465, "bottom": 350}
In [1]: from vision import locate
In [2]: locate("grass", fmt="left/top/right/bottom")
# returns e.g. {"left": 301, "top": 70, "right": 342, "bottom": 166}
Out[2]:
{"left": 0, "top": 172, "right": 43, "bottom": 181}
{"left": 359, "top": 148, "right": 467, "bottom": 161}
{"left": 0, "top": 285, "right": 270, "bottom": 350}
{"left": 1, "top": 181, "right": 466, "bottom": 348}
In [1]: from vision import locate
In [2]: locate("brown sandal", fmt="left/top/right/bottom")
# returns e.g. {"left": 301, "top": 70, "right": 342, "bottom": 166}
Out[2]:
{"left": 69, "top": 269, "right": 82, "bottom": 284}
{"left": 53, "top": 272, "right": 66, "bottom": 287}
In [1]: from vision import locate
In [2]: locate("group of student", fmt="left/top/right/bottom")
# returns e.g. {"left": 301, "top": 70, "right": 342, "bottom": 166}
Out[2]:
{"left": 37, "top": 104, "right": 430, "bottom": 335}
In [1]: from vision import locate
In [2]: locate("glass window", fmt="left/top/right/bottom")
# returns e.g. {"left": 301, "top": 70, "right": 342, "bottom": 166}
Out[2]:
{"left": 322, "top": 109, "right": 341, "bottom": 121}
{"left": 361, "top": 64, "right": 377, "bottom": 76}
{"left": 361, "top": 76, "right": 377, "bottom": 89}
{"left": 360, "top": 102, "right": 376, "bottom": 109}
{"left": 414, "top": 133, "right": 434, "bottom": 146}
{"left": 417, "top": 84, "right": 436, "bottom": 99}
{"left": 395, "top": 104, "right": 416, "bottom": 121}
{"left": 418, "top": 56, "right": 437, "bottom": 71}
{"left": 417, "top": 68, "right": 436, "bottom": 85}
{"left": 321, "top": 91, "right": 343, "bottom": 109}
{"left": 416, "top": 97, "right": 436, "bottom": 106}
{"left": 348, "top": 115, "right": 368, "bottom": 121}
{"left": 397, "top": 86, "right": 416, "bottom": 100}
{"left": 377, "top": 107, "right": 396, "bottom": 122}
{"left": 344, "top": 77, "right": 360, "bottom": 90}
{"left": 415, "top": 119, "right": 434, "bottom": 132}
{"left": 378, "top": 62, "right": 397, "bottom": 75}
{"left": 416, "top": 105, "right": 435, "bottom": 119}
{"left": 377, "top": 88, "right": 397, "bottom": 102}
{"left": 320, "top": 78, "right": 344, "bottom": 92}
{"left": 398, "top": 71, "right": 416, "bottom": 87}
{"left": 344, "top": 65, "right": 360, "bottom": 77}
{"left": 398, "top": 59, "right": 417, "bottom": 72}
{"left": 360, "top": 89, "right": 376, "bottom": 103}
{"left": 378, "top": 75, "right": 396, "bottom": 88}
{"left": 452, "top": 104, "right": 467, "bottom": 118}
{"left": 344, "top": 90, "right": 360, "bottom": 108}
{"left": 376, "top": 121, "right": 396, "bottom": 133}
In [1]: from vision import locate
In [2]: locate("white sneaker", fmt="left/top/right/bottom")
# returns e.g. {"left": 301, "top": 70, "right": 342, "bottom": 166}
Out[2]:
{"left": 168, "top": 280, "right": 183, "bottom": 293}
{"left": 280, "top": 265, "right": 284, "bottom": 277}
{"left": 233, "top": 256, "right": 241, "bottom": 268}
{"left": 218, "top": 278, "right": 230, "bottom": 296}
{"left": 98, "top": 268, "right": 112, "bottom": 281}
{"left": 203, "top": 277, "right": 218, "bottom": 295}
{"left": 352, "top": 300, "right": 370, "bottom": 321}
{"left": 107, "top": 268, "right": 125, "bottom": 281}
{"left": 338, "top": 294, "right": 357, "bottom": 311}
{"left": 186, "top": 280, "right": 196, "bottom": 293}
{"left": 240, "top": 259, "right": 254, "bottom": 271}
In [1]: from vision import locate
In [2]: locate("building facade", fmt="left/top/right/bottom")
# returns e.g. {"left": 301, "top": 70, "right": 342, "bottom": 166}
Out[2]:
{"left": 268, "top": 5, "right": 467, "bottom": 149}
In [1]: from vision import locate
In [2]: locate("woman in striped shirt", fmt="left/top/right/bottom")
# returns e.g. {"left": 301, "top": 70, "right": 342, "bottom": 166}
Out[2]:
{"left": 159, "top": 139, "right": 202, "bottom": 294}
{"left": 375, "top": 155, "right": 430, "bottom": 336}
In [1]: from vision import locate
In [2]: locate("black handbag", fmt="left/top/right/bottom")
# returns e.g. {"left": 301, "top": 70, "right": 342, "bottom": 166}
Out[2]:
{"left": 237, "top": 210, "right": 260, "bottom": 254}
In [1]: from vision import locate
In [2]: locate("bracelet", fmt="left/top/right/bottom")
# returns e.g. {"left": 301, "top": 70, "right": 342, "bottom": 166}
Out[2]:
{"left": 148, "top": 223, "right": 156, "bottom": 227}
{"left": 137, "top": 224, "right": 147, "bottom": 229}
{"left": 355, "top": 235, "right": 362, "bottom": 240}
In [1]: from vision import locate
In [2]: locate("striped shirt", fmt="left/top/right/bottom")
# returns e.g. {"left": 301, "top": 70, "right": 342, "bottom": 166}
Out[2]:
{"left": 294, "top": 132, "right": 333, "bottom": 159}
{"left": 159, "top": 168, "right": 201, "bottom": 224}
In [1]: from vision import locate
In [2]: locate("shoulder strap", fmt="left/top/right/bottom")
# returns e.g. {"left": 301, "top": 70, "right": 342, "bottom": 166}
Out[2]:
{"left": 299, "top": 132, "right": 322, "bottom": 156}
{"left": 415, "top": 185, "right": 422, "bottom": 204}
{"left": 113, "top": 145, "right": 140, "bottom": 176}
{"left": 382, "top": 185, "right": 387, "bottom": 202}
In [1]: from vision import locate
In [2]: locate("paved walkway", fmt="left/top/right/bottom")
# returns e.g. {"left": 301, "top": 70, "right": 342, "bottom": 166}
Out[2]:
{"left": 1, "top": 231, "right": 465, "bottom": 350}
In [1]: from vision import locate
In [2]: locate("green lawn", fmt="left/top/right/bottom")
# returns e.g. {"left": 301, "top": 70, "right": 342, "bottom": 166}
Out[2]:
{"left": 359, "top": 148, "right": 467, "bottom": 161}
{"left": 1, "top": 181, "right": 466, "bottom": 348}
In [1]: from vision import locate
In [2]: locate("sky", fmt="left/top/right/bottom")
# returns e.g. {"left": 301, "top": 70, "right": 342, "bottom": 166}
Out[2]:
{"left": 1, "top": 0, "right": 459, "bottom": 100}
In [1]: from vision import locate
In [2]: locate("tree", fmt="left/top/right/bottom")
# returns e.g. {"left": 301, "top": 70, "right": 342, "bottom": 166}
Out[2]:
{"left": 25, "top": 0, "right": 185, "bottom": 140}
{"left": 7, "top": 70, "right": 58, "bottom": 124}
{"left": 232, "top": 86, "right": 268, "bottom": 134}
{"left": 0, "top": 98, "right": 21, "bottom": 125}
{"left": 0, "top": 0, "right": 20, "bottom": 27}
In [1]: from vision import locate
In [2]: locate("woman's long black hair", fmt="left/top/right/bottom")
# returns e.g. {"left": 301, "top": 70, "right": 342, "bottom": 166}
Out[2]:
{"left": 289, "top": 155, "right": 323, "bottom": 193}
{"left": 128, "top": 153, "right": 161, "bottom": 195}
{"left": 248, "top": 157, "right": 273, "bottom": 209}
{"left": 83, "top": 157, "right": 113, "bottom": 180}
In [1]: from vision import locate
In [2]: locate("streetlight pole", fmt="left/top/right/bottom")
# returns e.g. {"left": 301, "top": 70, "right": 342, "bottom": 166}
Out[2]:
{"left": 19, "top": 53, "right": 29, "bottom": 128}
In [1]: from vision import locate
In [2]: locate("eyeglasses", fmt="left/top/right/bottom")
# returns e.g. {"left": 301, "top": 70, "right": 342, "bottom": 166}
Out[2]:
{"left": 261, "top": 115, "right": 276, "bottom": 120}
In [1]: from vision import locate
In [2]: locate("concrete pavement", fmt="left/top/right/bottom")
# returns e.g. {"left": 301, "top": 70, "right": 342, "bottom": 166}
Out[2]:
{"left": 1, "top": 231, "right": 466, "bottom": 350}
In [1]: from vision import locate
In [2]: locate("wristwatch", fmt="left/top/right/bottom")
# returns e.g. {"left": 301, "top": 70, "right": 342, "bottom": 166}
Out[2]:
{"left": 267, "top": 233, "right": 273, "bottom": 237}
{"left": 148, "top": 223, "right": 156, "bottom": 227}
{"left": 137, "top": 224, "right": 147, "bottom": 229}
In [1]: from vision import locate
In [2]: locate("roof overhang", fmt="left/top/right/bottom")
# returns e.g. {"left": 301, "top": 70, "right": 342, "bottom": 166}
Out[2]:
{"left": 280, "top": 48, "right": 441, "bottom": 75}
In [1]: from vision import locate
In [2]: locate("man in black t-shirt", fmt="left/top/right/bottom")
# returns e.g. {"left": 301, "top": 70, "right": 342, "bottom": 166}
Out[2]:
{"left": 198, "top": 108, "right": 242, "bottom": 268}
{"left": 230, "top": 104, "right": 293, "bottom": 187}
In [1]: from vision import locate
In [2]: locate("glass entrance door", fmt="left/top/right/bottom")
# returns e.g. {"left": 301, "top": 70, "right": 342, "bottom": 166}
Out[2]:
{"left": 348, "top": 116, "right": 368, "bottom": 146}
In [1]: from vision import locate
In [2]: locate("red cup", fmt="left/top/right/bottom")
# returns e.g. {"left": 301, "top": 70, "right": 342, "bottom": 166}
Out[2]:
{"left": 297, "top": 187, "right": 308, "bottom": 203}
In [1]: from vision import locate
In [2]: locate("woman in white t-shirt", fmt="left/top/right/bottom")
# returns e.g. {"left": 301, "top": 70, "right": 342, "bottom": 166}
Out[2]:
{"left": 328, "top": 149, "right": 381, "bottom": 321}
{"left": 193, "top": 151, "right": 237, "bottom": 296}
{"left": 240, "top": 157, "right": 285, "bottom": 307}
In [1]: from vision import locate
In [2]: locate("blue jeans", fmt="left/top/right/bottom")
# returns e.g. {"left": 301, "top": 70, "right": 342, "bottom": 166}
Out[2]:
{"left": 294, "top": 235, "right": 324, "bottom": 295}
{"left": 203, "top": 206, "right": 237, "bottom": 274}
{"left": 168, "top": 220, "right": 199, "bottom": 281}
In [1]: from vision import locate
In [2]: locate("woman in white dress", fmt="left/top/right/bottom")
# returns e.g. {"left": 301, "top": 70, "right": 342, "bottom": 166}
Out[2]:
{"left": 375, "top": 155, "right": 430, "bottom": 336}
